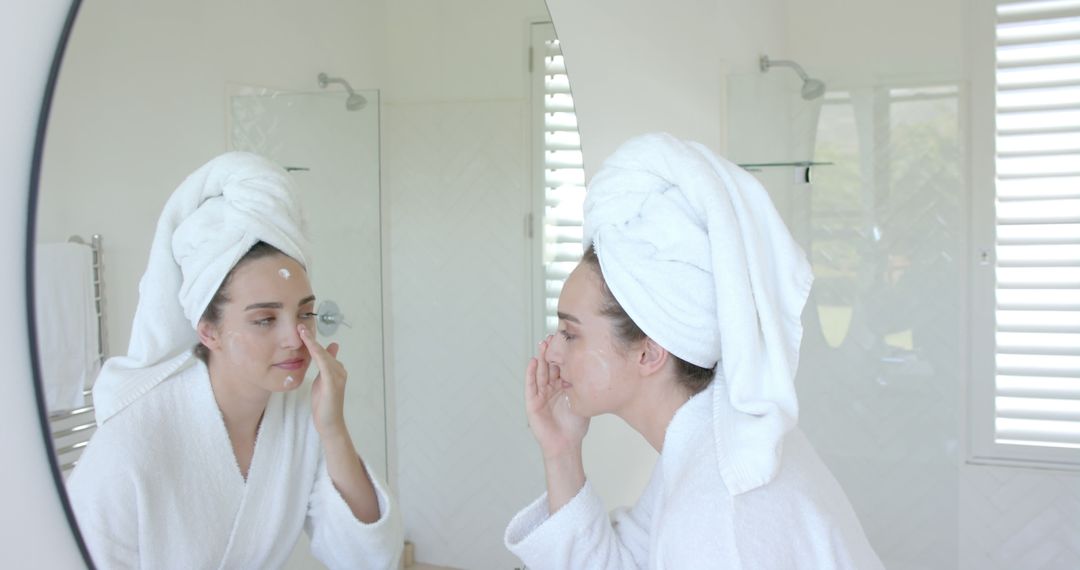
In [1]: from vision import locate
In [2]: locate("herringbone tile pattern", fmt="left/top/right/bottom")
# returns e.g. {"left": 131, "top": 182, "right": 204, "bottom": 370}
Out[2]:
{"left": 960, "top": 466, "right": 1080, "bottom": 570}
{"left": 384, "top": 100, "right": 544, "bottom": 569}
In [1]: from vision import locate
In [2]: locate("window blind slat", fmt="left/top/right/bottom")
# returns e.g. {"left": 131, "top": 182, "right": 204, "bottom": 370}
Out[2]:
{"left": 544, "top": 57, "right": 566, "bottom": 74}
{"left": 997, "top": 288, "right": 1080, "bottom": 308}
{"left": 997, "top": 243, "right": 1080, "bottom": 266}
{"left": 998, "top": 108, "right": 1080, "bottom": 131}
{"left": 996, "top": 198, "right": 1080, "bottom": 222}
{"left": 993, "top": 221, "right": 1080, "bottom": 243}
{"left": 544, "top": 76, "right": 571, "bottom": 94}
{"left": 996, "top": 308, "right": 1080, "bottom": 331}
{"left": 998, "top": 352, "right": 1080, "bottom": 371}
{"left": 998, "top": 55, "right": 1080, "bottom": 69}
{"left": 997, "top": 6, "right": 1080, "bottom": 25}
{"left": 998, "top": 148, "right": 1080, "bottom": 158}
{"left": 996, "top": 418, "right": 1080, "bottom": 447}
{"left": 996, "top": 129, "right": 1080, "bottom": 152}
{"left": 545, "top": 169, "right": 585, "bottom": 188}
{"left": 998, "top": 32, "right": 1080, "bottom": 48}
{"left": 545, "top": 131, "right": 581, "bottom": 149}
{"left": 997, "top": 397, "right": 1080, "bottom": 421}
{"left": 998, "top": 374, "right": 1080, "bottom": 398}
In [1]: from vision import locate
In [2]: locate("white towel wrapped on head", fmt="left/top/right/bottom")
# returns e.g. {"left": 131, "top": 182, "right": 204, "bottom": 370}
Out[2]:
{"left": 583, "top": 132, "right": 813, "bottom": 495}
{"left": 92, "top": 152, "right": 309, "bottom": 425}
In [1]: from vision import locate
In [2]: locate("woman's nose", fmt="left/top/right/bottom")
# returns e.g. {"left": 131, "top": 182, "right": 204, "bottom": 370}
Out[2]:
{"left": 282, "top": 320, "right": 303, "bottom": 349}
{"left": 546, "top": 334, "right": 564, "bottom": 364}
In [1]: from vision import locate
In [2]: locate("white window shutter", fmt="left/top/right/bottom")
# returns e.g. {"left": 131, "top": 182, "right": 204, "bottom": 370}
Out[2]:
{"left": 533, "top": 26, "right": 586, "bottom": 336}
{"left": 993, "top": 0, "right": 1080, "bottom": 454}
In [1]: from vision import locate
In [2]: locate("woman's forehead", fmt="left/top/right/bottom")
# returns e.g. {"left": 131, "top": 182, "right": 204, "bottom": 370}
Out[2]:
{"left": 560, "top": 263, "right": 605, "bottom": 319}
{"left": 228, "top": 255, "right": 312, "bottom": 302}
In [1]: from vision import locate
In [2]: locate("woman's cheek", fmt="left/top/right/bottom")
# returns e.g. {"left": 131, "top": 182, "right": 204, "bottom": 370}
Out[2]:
{"left": 222, "top": 329, "right": 259, "bottom": 365}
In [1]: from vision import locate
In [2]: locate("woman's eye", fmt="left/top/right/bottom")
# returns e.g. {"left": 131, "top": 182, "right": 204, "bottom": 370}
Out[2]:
{"left": 253, "top": 317, "right": 275, "bottom": 327}
{"left": 300, "top": 312, "right": 318, "bottom": 320}
{"left": 559, "top": 329, "right": 574, "bottom": 341}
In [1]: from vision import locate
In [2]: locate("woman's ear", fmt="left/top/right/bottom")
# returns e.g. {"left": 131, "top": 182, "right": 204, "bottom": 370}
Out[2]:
{"left": 197, "top": 320, "right": 221, "bottom": 352}
{"left": 638, "top": 337, "right": 669, "bottom": 376}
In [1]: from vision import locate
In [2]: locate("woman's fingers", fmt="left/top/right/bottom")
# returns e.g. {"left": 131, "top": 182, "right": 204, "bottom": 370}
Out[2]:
{"left": 299, "top": 326, "right": 346, "bottom": 389}
{"left": 536, "top": 340, "right": 550, "bottom": 393}
{"left": 299, "top": 325, "right": 332, "bottom": 370}
{"left": 526, "top": 357, "right": 539, "bottom": 401}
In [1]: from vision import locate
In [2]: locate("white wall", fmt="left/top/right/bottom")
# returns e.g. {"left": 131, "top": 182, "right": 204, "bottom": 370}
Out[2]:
{"left": 547, "top": 0, "right": 789, "bottom": 168}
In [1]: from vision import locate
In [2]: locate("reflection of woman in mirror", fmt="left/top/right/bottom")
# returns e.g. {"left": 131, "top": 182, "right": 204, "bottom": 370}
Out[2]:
{"left": 66, "top": 153, "right": 402, "bottom": 569}
{"left": 505, "top": 134, "right": 883, "bottom": 568}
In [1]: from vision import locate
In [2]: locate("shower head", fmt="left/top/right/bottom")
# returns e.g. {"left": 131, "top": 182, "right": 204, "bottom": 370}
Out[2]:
{"left": 759, "top": 55, "right": 826, "bottom": 100}
{"left": 344, "top": 93, "right": 366, "bottom": 111}
{"left": 801, "top": 78, "right": 826, "bottom": 100}
{"left": 317, "top": 72, "right": 367, "bottom": 111}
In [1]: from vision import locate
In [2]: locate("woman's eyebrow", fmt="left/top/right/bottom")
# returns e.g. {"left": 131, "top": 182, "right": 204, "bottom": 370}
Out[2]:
{"left": 557, "top": 311, "right": 581, "bottom": 324}
{"left": 245, "top": 302, "right": 283, "bottom": 311}
{"left": 243, "top": 295, "right": 315, "bottom": 311}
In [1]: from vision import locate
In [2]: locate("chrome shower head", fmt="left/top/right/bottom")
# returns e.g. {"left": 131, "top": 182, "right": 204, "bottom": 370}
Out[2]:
{"left": 759, "top": 55, "right": 826, "bottom": 100}
{"left": 801, "top": 78, "right": 826, "bottom": 100}
{"left": 317, "top": 72, "right": 367, "bottom": 111}
{"left": 345, "top": 93, "right": 366, "bottom": 111}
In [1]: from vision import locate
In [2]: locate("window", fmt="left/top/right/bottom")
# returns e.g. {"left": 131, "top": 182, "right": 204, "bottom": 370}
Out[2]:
{"left": 971, "top": 0, "right": 1080, "bottom": 468}
{"left": 531, "top": 23, "right": 585, "bottom": 340}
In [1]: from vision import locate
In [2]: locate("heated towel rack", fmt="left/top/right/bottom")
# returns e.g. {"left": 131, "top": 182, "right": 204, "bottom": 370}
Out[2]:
{"left": 48, "top": 234, "right": 106, "bottom": 475}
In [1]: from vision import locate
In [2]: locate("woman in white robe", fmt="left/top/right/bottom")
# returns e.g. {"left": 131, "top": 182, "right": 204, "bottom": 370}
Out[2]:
{"left": 66, "top": 153, "right": 403, "bottom": 569}
{"left": 504, "top": 133, "right": 883, "bottom": 569}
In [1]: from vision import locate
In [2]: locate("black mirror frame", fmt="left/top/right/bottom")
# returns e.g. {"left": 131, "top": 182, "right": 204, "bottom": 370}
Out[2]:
{"left": 26, "top": 0, "right": 94, "bottom": 568}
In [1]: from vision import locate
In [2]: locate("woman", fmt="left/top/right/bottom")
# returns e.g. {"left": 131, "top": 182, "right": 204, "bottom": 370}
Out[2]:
{"left": 67, "top": 152, "right": 402, "bottom": 569}
{"left": 505, "top": 133, "right": 883, "bottom": 568}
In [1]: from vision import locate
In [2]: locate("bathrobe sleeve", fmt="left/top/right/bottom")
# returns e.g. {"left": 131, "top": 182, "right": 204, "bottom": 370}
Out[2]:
{"left": 305, "top": 453, "right": 404, "bottom": 570}
{"left": 504, "top": 480, "right": 654, "bottom": 569}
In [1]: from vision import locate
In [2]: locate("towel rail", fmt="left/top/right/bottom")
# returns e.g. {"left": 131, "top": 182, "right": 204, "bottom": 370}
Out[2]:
{"left": 48, "top": 234, "right": 105, "bottom": 474}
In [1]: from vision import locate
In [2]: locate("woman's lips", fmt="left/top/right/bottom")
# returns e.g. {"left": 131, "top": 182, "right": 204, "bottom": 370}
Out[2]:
{"left": 561, "top": 380, "right": 572, "bottom": 389}
{"left": 274, "top": 358, "right": 307, "bottom": 371}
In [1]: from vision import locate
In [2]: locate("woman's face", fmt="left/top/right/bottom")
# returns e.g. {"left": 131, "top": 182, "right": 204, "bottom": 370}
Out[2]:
{"left": 545, "top": 262, "right": 642, "bottom": 417}
{"left": 199, "top": 254, "right": 316, "bottom": 393}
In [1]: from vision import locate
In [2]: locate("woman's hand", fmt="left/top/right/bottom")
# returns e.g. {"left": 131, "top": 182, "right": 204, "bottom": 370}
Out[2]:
{"left": 299, "top": 325, "right": 381, "bottom": 523}
{"left": 299, "top": 325, "right": 348, "bottom": 438}
{"left": 526, "top": 336, "right": 590, "bottom": 460}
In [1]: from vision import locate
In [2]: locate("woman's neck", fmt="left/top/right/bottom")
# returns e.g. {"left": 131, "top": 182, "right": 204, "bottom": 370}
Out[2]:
{"left": 617, "top": 376, "right": 692, "bottom": 453}
{"left": 206, "top": 360, "right": 270, "bottom": 441}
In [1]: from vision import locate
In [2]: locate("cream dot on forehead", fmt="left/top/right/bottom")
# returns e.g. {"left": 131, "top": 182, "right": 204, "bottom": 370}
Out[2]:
{"left": 278, "top": 268, "right": 291, "bottom": 280}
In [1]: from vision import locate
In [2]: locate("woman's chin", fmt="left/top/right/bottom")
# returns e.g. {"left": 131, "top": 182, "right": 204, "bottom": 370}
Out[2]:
{"left": 269, "top": 375, "right": 305, "bottom": 392}
{"left": 564, "top": 390, "right": 588, "bottom": 416}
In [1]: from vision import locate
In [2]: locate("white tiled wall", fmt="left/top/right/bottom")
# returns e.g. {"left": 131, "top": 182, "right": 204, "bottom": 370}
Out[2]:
{"left": 960, "top": 465, "right": 1080, "bottom": 570}
{"left": 383, "top": 101, "right": 544, "bottom": 569}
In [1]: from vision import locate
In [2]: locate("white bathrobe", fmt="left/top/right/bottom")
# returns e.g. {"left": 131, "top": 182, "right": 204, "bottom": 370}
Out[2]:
{"left": 505, "top": 382, "right": 883, "bottom": 569}
{"left": 67, "top": 356, "right": 402, "bottom": 569}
